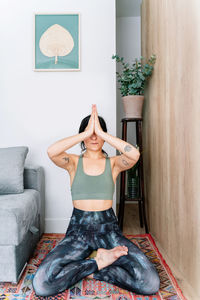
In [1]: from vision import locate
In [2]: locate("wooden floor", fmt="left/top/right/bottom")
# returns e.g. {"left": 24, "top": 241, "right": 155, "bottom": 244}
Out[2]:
{"left": 117, "top": 203, "right": 196, "bottom": 300}
{"left": 116, "top": 202, "right": 146, "bottom": 235}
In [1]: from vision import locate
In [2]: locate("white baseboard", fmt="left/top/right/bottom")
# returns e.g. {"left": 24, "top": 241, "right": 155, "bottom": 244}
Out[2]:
{"left": 45, "top": 218, "right": 70, "bottom": 233}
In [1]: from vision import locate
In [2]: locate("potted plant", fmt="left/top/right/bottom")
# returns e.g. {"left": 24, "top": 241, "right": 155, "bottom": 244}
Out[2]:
{"left": 112, "top": 54, "right": 156, "bottom": 118}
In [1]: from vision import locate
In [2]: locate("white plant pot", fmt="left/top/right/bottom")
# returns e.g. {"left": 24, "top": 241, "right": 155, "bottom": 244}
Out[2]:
{"left": 122, "top": 95, "right": 144, "bottom": 118}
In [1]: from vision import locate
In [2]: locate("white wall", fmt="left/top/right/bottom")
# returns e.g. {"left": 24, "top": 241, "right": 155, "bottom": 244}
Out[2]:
{"left": 0, "top": 0, "right": 116, "bottom": 233}
{"left": 116, "top": 16, "right": 141, "bottom": 203}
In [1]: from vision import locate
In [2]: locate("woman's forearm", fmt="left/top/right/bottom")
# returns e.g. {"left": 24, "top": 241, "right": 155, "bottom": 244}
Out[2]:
{"left": 47, "top": 131, "right": 89, "bottom": 157}
{"left": 99, "top": 131, "right": 140, "bottom": 161}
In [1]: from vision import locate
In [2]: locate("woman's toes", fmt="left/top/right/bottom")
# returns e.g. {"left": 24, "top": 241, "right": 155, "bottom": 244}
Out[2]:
{"left": 117, "top": 245, "right": 128, "bottom": 252}
{"left": 118, "top": 245, "right": 128, "bottom": 253}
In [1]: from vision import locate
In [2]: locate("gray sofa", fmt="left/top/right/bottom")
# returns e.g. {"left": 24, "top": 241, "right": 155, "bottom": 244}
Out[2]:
{"left": 0, "top": 147, "right": 45, "bottom": 283}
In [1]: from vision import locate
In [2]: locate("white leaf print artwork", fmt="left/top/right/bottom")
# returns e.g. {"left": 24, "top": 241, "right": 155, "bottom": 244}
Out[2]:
{"left": 39, "top": 24, "right": 74, "bottom": 64}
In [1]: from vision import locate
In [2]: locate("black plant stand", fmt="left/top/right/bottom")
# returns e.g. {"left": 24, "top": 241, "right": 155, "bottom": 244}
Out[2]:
{"left": 117, "top": 118, "right": 149, "bottom": 233}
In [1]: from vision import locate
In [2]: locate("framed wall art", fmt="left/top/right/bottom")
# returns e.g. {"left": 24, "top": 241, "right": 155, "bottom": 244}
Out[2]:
{"left": 34, "top": 13, "right": 80, "bottom": 71}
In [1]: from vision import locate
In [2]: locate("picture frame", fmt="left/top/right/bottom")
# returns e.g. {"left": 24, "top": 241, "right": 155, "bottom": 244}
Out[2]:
{"left": 34, "top": 13, "right": 80, "bottom": 71}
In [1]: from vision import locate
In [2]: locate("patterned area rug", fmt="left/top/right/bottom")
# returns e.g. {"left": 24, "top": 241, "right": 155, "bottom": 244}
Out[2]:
{"left": 0, "top": 233, "right": 187, "bottom": 300}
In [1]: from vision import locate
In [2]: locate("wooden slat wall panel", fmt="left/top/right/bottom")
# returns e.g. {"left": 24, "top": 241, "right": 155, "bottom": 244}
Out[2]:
{"left": 141, "top": 0, "right": 200, "bottom": 297}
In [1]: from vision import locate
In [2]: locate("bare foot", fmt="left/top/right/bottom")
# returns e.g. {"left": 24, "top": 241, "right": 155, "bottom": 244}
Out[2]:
{"left": 94, "top": 245, "right": 128, "bottom": 270}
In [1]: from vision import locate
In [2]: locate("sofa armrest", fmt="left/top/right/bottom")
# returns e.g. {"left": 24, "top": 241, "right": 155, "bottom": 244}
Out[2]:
{"left": 24, "top": 164, "right": 45, "bottom": 236}
{"left": 24, "top": 164, "right": 43, "bottom": 192}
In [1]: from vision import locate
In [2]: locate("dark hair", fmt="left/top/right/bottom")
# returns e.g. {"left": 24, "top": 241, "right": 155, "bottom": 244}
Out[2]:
{"left": 78, "top": 114, "right": 108, "bottom": 157}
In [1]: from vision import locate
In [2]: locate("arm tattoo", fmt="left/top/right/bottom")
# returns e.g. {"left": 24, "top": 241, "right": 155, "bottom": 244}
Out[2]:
{"left": 122, "top": 159, "right": 129, "bottom": 166}
{"left": 124, "top": 145, "right": 132, "bottom": 152}
{"left": 62, "top": 156, "right": 69, "bottom": 163}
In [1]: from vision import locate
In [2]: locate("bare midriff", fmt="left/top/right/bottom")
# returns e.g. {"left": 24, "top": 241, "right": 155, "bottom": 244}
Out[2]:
{"left": 73, "top": 199, "right": 113, "bottom": 211}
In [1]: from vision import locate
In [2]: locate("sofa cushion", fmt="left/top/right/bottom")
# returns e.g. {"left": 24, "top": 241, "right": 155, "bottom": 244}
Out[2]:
{"left": 0, "top": 189, "right": 39, "bottom": 245}
{"left": 0, "top": 146, "right": 29, "bottom": 195}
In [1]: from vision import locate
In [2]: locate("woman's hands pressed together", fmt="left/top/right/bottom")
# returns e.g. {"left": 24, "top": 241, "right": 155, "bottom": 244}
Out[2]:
{"left": 85, "top": 104, "right": 103, "bottom": 138}
{"left": 93, "top": 104, "right": 104, "bottom": 136}
{"left": 85, "top": 105, "right": 95, "bottom": 137}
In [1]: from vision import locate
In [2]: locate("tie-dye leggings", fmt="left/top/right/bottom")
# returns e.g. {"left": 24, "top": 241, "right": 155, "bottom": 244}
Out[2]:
{"left": 32, "top": 207, "right": 160, "bottom": 297}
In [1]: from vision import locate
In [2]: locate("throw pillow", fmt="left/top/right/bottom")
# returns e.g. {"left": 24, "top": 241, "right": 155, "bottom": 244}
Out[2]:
{"left": 0, "top": 146, "right": 29, "bottom": 194}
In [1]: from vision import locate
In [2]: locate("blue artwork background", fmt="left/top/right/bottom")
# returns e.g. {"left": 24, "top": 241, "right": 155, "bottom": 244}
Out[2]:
{"left": 35, "top": 14, "right": 79, "bottom": 70}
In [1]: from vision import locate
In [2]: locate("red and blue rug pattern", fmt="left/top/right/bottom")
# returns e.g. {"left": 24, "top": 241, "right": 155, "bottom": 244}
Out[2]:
{"left": 0, "top": 233, "right": 187, "bottom": 300}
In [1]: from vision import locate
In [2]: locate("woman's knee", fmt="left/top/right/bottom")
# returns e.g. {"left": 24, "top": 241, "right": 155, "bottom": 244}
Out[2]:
{"left": 32, "top": 266, "right": 50, "bottom": 296}
{"left": 32, "top": 259, "right": 79, "bottom": 296}
{"left": 141, "top": 268, "right": 160, "bottom": 295}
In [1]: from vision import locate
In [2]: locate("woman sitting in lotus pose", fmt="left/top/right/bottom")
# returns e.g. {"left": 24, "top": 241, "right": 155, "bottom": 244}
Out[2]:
{"left": 32, "top": 104, "right": 160, "bottom": 297}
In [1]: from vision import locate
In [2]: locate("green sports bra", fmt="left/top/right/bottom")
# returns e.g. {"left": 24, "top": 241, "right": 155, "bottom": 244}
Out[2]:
{"left": 71, "top": 153, "right": 115, "bottom": 200}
